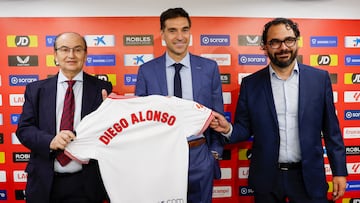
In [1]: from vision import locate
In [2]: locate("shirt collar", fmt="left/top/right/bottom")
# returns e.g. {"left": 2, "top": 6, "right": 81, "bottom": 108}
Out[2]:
{"left": 269, "top": 60, "right": 299, "bottom": 78}
{"left": 58, "top": 70, "right": 84, "bottom": 83}
{"left": 165, "top": 52, "right": 191, "bottom": 69}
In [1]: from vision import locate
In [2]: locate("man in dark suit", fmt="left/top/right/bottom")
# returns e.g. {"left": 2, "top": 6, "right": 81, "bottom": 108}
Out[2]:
{"left": 16, "top": 32, "right": 112, "bottom": 203}
{"left": 135, "top": 7, "right": 224, "bottom": 203}
{"left": 211, "top": 18, "right": 347, "bottom": 203}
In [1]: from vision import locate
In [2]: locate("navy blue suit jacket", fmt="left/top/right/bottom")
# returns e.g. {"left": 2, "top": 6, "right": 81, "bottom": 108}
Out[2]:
{"left": 230, "top": 63, "right": 347, "bottom": 198}
{"left": 16, "top": 72, "right": 112, "bottom": 203}
{"left": 135, "top": 53, "right": 224, "bottom": 177}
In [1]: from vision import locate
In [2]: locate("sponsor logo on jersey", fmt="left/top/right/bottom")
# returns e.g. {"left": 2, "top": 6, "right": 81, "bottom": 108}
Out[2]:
{"left": 238, "top": 54, "right": 267, "bottom": 65}
{"left": 200, "top": 54, "right": 231, "bottom": 66}
{"left": 344, "top": 36, "right": 360, "bottom": 48}
{"left": 85, "top": 35, "right": 115, "bottom": 47}
{"left": 200, "top": 35, "right": 230, "bottom": 46}
{"left": 344, "top": 110, "right": 360, "bottom": 120}
{"left": 7, "top": 35, "right": 38, "bottom": 47}
{"left": 310, "top": 54, "right": 338, "bottom": 66}
{"left": 238, "top": 35, "right": 261, "bottom": 46}
{"left": 123, "top": 35, "right": 153, "bottom": 46}
{"left": 13, "top": 152, "right": 30, "bottom": 162}
{"left": 8, "top": 55, "right": 38, "bottom": 66}
{"left": 344, "top": 73, "right": 360, "bottom": 84}
{"left": 9, "top": 75, "right": 39, "bottom": 86}
{"left": 310, "top": 36, "right": 337, "bottom": 47}
{"left": 124, "top": 54, "right": 154, "bottom": 66}
{"left": 86, "top": 55, "right": 116, "bottom": 66}
{"left": 345, "top": 55, "right": 360, "bottom": 66}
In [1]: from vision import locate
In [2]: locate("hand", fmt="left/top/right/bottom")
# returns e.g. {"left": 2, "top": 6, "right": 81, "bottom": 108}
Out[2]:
{"left": 50, "top": 130, "right": 76, "bottom": 150}
{"left": 102, "top": 89, "right": 108, "bottom": 101}
{"left": 332, "top": 176, "right": 347, "bottom": 201}
{"left": 210, "top": 111, "right": 231, "bottom": 134}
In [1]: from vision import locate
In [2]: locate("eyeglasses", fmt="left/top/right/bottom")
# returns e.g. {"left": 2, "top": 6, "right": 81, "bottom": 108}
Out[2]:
{"left": 267, "top": 37, "right": 297, "bottom": 49}
{"left": 55, "top": 46, "right": 86, "bottom": 55}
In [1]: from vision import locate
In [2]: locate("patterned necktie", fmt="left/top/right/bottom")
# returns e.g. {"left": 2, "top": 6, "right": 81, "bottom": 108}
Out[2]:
{"left": 56, "top": 80, "right": 76, "bottom": 166}
{"left": 173, "top": 63, "right": 183, "bottom": 98}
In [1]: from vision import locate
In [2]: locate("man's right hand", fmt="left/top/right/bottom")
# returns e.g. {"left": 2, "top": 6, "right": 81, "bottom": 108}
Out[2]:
{"left": 50, "top": 130, "right": 76, "bottom": 150}
{"left": 210, "top": 111, "right": 231, "bottom": 134}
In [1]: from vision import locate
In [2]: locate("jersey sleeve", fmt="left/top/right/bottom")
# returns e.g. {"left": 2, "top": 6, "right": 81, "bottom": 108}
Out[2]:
{"left": 65, "top": 98, "right": 113, "bottom": 163}
{"left": 172, "top": 97, "right": 214, "bottom": 137}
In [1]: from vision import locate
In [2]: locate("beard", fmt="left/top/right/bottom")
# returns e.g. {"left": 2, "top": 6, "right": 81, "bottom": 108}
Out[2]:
{"left": 268, "top": 49, "right": 298, "bottom": 68}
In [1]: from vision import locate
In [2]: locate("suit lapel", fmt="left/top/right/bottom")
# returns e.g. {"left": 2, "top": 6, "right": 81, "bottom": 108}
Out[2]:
{"left": 155, "top": 55, "right": 169, "bottom": 95}
{"left": 298, "top": 64, "right": 307, "bottom": 124}
{"left": 190, "top": 54, "right": 202, "bottom": 101}
{"left": 43, "top": 76, "right": 58, "bottom": 134}
{"left": 81, "top": 73, "right": 97, "bottom": 118}
{"left": 262, "top": 67, "right": 279, "bottom": 126}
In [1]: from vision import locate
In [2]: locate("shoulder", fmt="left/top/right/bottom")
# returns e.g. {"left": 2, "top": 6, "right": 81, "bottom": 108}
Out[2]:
{"left": 26, "top": 75, "right": 56, "bottom": 89}
{"left": 298, "top": 63, "right": 328, "bottom": 76}
{"left": 190, "top": 53, "right": 217, "bottom": 66}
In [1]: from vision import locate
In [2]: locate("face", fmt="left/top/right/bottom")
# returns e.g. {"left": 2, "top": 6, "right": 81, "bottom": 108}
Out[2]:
{"left": 263, "top": 24, "right": 298, "bottom": 69}
{"left": 54, "top": 33, "right": 87, "bottom": 77}
{"left": 161, "top": 17, "right": 191, "bottom": 61}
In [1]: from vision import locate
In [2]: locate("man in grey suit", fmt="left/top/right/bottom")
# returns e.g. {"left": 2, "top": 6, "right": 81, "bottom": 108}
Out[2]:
{"left": 211, "top": 18, "right": 347, "bottom": 203}
{"left": 135, "top": 7, "right": 224, "bottom": 203}
{"left": 16, "top": 32, "right": 112, "bottom": 203}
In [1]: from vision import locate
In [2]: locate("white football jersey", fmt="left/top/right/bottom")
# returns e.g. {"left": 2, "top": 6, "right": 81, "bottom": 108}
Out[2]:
{"left": 65, "top": 94, "right": 213, "bottom": 203}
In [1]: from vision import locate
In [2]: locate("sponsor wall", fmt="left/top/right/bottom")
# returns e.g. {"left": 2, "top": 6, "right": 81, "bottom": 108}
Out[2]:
{"left": 0, "top": 17, "right": 359, "bottom": 202}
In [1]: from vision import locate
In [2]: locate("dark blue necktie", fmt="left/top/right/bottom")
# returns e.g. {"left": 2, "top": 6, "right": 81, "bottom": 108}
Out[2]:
{"left": 173, "top": 63, "right": 183, "bottom": 98}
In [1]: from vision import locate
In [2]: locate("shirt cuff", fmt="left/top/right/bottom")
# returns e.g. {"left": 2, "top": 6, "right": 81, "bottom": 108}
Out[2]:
{"left": 221, "top": 124, "right": 233, "bottom": 139}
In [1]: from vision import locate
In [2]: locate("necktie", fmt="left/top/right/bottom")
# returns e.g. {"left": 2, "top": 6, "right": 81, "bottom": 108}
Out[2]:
{"left": 56, "top": 80, "right": 76, "bottom": 166}
{"left": 173, "top": 63, "right": 183, "bottom": 98}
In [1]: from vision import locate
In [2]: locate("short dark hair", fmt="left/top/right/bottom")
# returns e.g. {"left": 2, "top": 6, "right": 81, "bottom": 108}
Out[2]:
{"left": 53, "top": 32, "right": 87, "bottom": 52}
{"left": 160, "top": 7, "right": 191, "bottom": 30}
{"left": 261, "top": 18, "right": 300, "bottom": 46}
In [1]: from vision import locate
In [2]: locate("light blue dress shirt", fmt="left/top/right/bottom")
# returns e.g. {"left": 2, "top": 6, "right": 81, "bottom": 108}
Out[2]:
{"left": 269, "top": 63, "right": 301, "bottom": 163}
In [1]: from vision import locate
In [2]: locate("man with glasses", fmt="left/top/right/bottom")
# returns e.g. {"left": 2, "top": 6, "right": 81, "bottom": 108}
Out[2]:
{"left": 16, "top": 32, "right": 112, "bottom": 203}
{"left": 210, "top": 18, "right": 347, "bottom": 203}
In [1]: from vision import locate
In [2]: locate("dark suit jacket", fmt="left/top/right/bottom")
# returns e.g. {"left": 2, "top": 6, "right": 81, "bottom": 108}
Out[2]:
{"left": 16, "top": 72, "right": 112, "bottom": 203}
{"left": 230, "top": 63, "right": 347, "bottom": 198}
{"left": 135, "top": 53, "right": 224, "bottom": 178}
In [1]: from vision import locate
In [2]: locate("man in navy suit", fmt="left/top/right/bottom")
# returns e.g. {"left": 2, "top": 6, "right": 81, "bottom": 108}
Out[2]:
{"left": 211, "top": 18, "right": 347, "bottom": 203}
{"left": 135, "top": 7, "right": 224, "bottom": 203}
{"left": 16, "top": 32, "right": 112, "bottom": 203}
